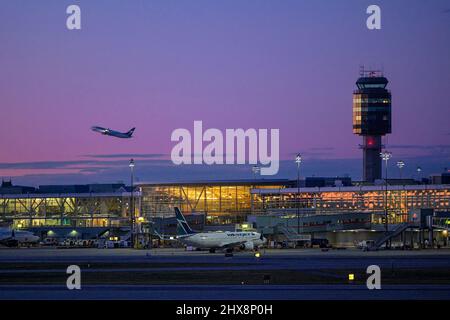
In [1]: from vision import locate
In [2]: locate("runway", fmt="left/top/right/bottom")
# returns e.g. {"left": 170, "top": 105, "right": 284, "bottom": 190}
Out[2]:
{"left": 0, "top": 248, "right": 449, "bottom": 299}
{"left": 1, "top": 284, "right": 450, "bottom": 300}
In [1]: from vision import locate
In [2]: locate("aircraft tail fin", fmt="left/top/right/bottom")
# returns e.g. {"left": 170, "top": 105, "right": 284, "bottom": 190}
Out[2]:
{"left": 127, "top": 127, "right": 136, "bottom": 136}
{"left": 175, "top": 207, "right": 196, "bottom": 236}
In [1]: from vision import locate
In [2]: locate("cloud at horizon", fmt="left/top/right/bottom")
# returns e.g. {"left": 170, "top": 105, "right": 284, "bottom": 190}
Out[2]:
{"left": 2, "top": 152, "right": 448, "bottom": 187}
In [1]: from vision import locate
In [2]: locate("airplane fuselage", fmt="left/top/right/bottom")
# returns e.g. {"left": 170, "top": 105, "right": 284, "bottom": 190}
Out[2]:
{"left": 178, "top": 231, "right": 264, "bottom": 250}
{"left": 0, "top": 229, "right": 39, "bottom": 247}
{"left": 91, "top": 126, "right": 134, "bottom": 139}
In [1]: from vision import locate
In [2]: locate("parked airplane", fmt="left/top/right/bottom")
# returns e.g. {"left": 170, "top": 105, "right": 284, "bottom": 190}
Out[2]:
{"left": 91, "top": 126, "right": 135, "bottom": 139}
{"left": 0, "top": 228, "right": 39, "bottom": 247}
{"left": 175, "top": 207, "right": 266, "bottom": 253}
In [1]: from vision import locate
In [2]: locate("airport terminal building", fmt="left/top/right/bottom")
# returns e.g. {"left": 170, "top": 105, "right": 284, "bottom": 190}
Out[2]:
{"left": 1, "top": 178, "right": 449, "bottom": 245}
{"left": 139, "top": 179, "right": 292, "bottom": 225}
{"left": 0, "top": 182, "right": 138, "bottom": 230}
{"left": 251, "top": 184, "right": 450, "bottom": 223}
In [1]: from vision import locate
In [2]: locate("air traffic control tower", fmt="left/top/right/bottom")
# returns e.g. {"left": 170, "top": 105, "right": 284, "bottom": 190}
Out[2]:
{"left": 353, "top": 69, "right": 392, "bottom": 182}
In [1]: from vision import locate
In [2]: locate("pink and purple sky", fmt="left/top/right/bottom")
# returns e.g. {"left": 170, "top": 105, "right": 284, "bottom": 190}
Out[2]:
{"left": 1, "top": 0, "right": 449, "bottom": 185}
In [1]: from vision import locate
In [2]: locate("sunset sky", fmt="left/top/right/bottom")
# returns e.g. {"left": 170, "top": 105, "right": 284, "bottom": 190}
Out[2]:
{"left": 1, "top": 0, "right": 449, "bottom": 185}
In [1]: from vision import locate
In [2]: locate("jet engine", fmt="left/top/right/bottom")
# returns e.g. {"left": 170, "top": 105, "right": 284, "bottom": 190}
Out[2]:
{"left": 241, "top": 241, "right": 254, "bottom": 251}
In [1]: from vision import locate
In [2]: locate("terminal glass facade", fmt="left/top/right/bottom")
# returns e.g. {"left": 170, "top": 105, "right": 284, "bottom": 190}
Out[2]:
{"left": 2, "top": 182, "right": 449, "bottom": 229}
{"left": 0, "top": 193, "right": 138, "bottom": 228}
{"left": 251, "top": 185, "right": 450, "bottom": 224}
{"left": 140, "top": 182, "right": 287, "bottom": 224}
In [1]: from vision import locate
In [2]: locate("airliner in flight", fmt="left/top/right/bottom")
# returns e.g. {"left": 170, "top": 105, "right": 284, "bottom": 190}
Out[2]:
{"left": 91, "top": 126, "right": 135, "bottom": 139}
{"left": 0, "top": 228, "right": 39, "bottom": 247}
{"left": 175, "top": 207, "right": 266, "bottom": 253}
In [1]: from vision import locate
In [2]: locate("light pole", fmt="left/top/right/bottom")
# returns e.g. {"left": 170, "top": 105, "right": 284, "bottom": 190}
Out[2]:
{"left": 129, "top": 158, "right": 135, "bottom": 248}
{"left": 380, "top": 151, "right": 391, "bottom": 234}
{"left": 252, "top": 166, "right": 260, "bottom": 180}
{"left": 417, "top": 166, "right": 422, "bottom": 182}
{"left": 396, "top": 160, "right": 405, "bottom": 180}
{"left": 295, "top": 154, "right": 302, "bottom": 234}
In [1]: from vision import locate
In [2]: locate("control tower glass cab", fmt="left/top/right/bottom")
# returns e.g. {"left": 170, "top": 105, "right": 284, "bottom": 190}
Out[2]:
{"left": 353, "top": 70, "right": 391, "bottom": 182}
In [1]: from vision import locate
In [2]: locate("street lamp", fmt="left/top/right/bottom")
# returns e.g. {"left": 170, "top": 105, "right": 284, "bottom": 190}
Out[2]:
{"left": 129, "top": 158, "right": 135, "bottom": 248}
{"left": 380, "top": 151, "right": 391, "bottom": 235}
{"left": 295, "top": 154, "right": 302, "bottom": 234}
{"left": 396, "top": 160, "right": 405, "bottom": 180}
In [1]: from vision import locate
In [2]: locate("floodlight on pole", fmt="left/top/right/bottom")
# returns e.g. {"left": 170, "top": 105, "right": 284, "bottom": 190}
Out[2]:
{"left": 396, "top": 160, "right": 405, "bottom": 180}
{"left": 252, "top": 166, "right": 260, "bottom": 180}
{"left": 295, "top": 154, "right": 302, "bottom": 234}
{"left": 380, "top": 151, "right": 391, "bottom": 237}
{"left": 417, "top": 166, "right": 422, "bottom": 182}
{"left": 129, "top": 158, "right": 135, "bottom": 248}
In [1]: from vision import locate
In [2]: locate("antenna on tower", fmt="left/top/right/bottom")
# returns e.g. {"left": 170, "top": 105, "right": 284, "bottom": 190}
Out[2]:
{"left": 359, "top": 65, "right": 365, "bottom": 77}
{"left": 359, "top": 66, "right": 383, "bottom": 78}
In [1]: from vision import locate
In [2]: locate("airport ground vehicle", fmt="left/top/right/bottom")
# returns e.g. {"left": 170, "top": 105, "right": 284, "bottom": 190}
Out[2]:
{"left": 98, "top": 239, "right": 130, "bottom": 248}
{"left": 310, "top": 238, "right": 331, "bottom": 248}
{"left": 357, "top": 240, "right": 376, "bottom": 251}
{"left": 40, "top": 238, "right": 59, "bottom": 246}
{"left": 57, "top": 239, "right": 98, "bottom": 248}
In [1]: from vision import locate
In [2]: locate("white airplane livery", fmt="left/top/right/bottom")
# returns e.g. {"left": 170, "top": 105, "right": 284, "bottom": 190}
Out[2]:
{"left": 175, "top": 207, "right": 266, "bottom": 253}
{"left": 0, "top": 228, "right": 39, "bottom": 247}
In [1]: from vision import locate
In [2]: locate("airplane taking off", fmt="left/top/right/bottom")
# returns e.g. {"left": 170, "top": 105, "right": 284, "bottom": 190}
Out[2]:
{"left": 0, "top": 228, "right": 39, "bottom": 247}
{"left": 175, "top": 207, "right": 266, "bottom": 253}
{"left": 91, "top": 126, "right": 135, "bottom": 139}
